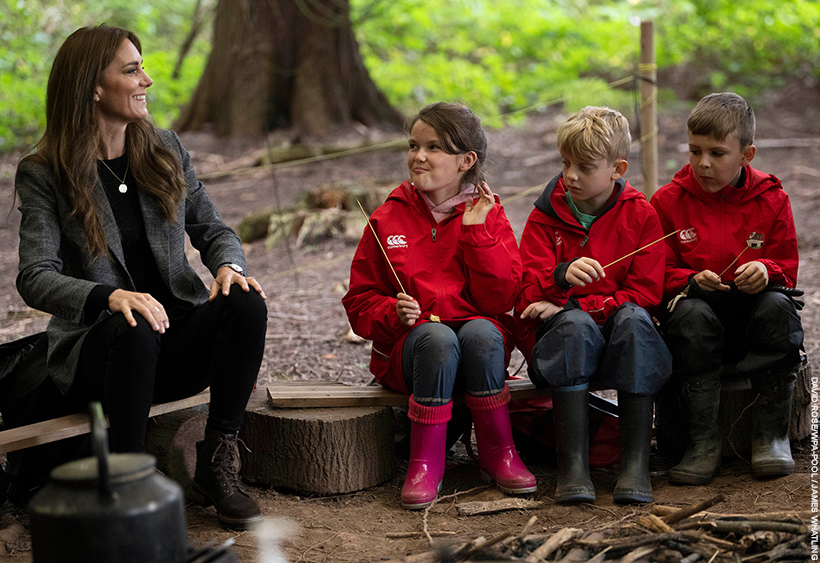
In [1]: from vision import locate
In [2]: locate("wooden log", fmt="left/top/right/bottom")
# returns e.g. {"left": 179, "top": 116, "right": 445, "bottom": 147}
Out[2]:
{"left": 240, "top": 388, "right": 396, "bottom": 494}
{"left": 145, "top": 408, "right": 207, "bottom": 500}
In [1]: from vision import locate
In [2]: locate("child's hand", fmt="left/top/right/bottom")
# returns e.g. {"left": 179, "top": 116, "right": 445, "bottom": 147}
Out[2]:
{"left": 566, "top": 257, "right": 605, "bottom": 287}
{"left": 734, "top": 261, "right": 768, "bottom": 294}
{"left": 520, "top": 300, "right": 563, "bottom": 321}
{"left": 396, "top": 293, "right": 421, "bottom": 326}
{"left": 692, "top": 270, "right": 731, "bottom": 292}
{"left": 462, "top": 181, "right": 495, "bottom": 226}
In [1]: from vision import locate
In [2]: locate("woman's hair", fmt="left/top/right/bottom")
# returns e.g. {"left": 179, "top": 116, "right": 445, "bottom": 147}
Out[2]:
{"left": 21, "top": 24, "right": 187, "bottom": 256}
{"left": 405, "top": 102, "right": 487, "bottom": 187}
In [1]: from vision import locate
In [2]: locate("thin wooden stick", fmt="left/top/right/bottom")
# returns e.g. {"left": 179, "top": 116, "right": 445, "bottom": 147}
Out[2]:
{"left": 719, "top": 245, "right": 749, "bottom": 277}
{"left": 355, "top": 198, "right": 407, "bottom": 295}
{"left": 602, "top": 229, "right": 680, "bottom": 269}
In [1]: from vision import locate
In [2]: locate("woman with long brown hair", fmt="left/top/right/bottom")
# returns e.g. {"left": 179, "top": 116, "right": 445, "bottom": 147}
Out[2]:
{"left": 8, "top": 24, "right": 267, "bottom": 530}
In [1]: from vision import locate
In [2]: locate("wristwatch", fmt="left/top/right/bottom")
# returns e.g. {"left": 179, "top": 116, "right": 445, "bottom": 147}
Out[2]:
{"left": 220, "top": 263, "right": 245, "bottom": 276}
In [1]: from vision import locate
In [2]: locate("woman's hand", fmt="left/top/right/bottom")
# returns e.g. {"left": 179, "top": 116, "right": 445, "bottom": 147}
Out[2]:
{"left": 566, "top": 257, "right": 605, "bottom": 287}
{"left": 108, "top": 289, "right": 169, "bottom": 333}
{"left": 396, "top": 293, "right": 421, "bottom": 327}
{"left": 692, "top": 270, "right": 731, "bottom": 292}
{"left": 734, "top": 261, "right": 768, "bottom": 294}
{"left": 461, "top": 181, "right": 495, "bottom": 226}
{"left": 520, "top": 300, "right": 562, "bottom": 321}
{"left": 209, "top": 266, "right": 267, "bottom": 302}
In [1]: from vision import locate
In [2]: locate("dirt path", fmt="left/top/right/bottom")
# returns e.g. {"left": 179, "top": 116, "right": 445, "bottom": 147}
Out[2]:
{"left": 0, "top": 88, "right": 817, "bottom": 561}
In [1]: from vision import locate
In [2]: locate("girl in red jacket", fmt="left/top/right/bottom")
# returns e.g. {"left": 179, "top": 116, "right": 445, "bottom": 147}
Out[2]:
{"left": 343, "top": 102, "right": 535, "bottom": 509}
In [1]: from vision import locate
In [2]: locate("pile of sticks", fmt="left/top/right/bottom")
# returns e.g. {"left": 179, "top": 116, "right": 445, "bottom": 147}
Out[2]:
{"left": 401, "top": 494, "right": 811, "bottom": 562}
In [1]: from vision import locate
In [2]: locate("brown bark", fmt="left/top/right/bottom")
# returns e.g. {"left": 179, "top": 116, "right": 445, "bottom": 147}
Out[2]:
{"left": 175, "top": 0, "right": 403, "bottom": 137}
{"left": 240, "top": 388, "right": 397, "bottom": 494}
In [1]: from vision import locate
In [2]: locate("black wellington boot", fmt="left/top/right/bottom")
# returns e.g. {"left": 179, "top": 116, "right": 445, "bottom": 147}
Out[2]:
{"left": 193, "top": 427, "right": 263, "bottom": 530}
{"left": 552, "top": 383, "right": 595, "bottom": 503}
{"left": 613, "top": 392, "right": 654, "bottom": 503}
{"left": 751, "top": 371, "right": 796, "bottom": 477}
{"left": 669, "top": 370, "right": 722, "bottom": 485}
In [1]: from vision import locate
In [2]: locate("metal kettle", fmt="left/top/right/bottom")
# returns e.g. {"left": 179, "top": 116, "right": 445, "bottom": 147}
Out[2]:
{"left": 28, "top": 403, "right": 188, "bottom": 563}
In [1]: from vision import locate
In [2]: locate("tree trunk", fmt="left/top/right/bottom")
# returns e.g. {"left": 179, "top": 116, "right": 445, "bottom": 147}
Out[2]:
{"left": 240, "top": 388, "right": 396, "bottom": 494}
{"left": 175, "top": 0, "right": 403, "bottom": 137}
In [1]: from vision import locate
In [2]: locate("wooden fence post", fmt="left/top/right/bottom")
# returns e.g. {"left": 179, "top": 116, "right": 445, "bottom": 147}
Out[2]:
{"left": 640, "top": 20, "right": 658, "bottom": 198}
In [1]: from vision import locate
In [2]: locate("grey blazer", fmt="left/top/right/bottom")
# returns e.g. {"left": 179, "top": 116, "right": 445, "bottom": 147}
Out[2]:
{"left": 15, "top": 129, "right": 246, "bottom": 394}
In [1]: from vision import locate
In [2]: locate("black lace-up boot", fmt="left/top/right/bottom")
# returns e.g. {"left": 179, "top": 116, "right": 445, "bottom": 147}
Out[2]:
{"left": 193, "top": 427, "right": 262, "bottom": 530}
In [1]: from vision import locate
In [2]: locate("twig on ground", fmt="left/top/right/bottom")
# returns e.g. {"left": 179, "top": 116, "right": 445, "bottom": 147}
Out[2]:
{"left": 421, "top": 485, "right": 490, "bottom": 546}
{"left": 662, "top": 494, "right": 726, "bottom": 525}
{"left": 524, "top": 527, "right": 583, "bottom": 563}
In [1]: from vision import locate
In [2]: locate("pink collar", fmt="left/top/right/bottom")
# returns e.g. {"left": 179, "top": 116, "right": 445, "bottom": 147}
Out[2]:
{"left": 415, "top": 183, "right": 479, "bottom": 223}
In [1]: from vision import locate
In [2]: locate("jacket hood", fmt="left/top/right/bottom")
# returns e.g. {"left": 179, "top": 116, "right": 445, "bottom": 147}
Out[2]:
{"left": 670, "top": 164, "right": 782, "bottom": 204}
{"left": 533, "top": 173, "right": 633, "bottom": 228}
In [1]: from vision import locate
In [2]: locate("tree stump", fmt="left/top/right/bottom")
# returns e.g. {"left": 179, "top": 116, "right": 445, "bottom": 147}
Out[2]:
{"left": 145, "top": 409, "right": 207, "bottom": 500}
{"left": 240, "top": 388, "right": 396, "bottom": 494}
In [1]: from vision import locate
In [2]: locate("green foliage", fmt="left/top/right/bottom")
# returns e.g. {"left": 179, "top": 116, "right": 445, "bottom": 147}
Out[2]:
{"left": 1, "top": 0, "right": 819, "bottom": 152}
{"left": 0, "top": 0, "right": 210, "bottom": 151}
{"left": 351, "top": 0, "right": 820, "bottom": 124}
{"left": 655, "top": 0, "right": 820, "bottom": 91}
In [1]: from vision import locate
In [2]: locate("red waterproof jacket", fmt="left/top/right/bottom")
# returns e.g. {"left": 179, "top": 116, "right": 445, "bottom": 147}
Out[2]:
{"left": 650, "top": 164, "right": 798, "bottom": 303}
{"left": 515, "top": 174, "right": 665, "bottom": 360}
{"left": 342, "top": 181, "right": 522, "bottom": 393}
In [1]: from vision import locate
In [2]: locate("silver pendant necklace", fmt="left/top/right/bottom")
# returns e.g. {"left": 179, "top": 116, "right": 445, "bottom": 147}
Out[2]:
{"left": 99, "top": 159, "right": 129, "bottom": 193}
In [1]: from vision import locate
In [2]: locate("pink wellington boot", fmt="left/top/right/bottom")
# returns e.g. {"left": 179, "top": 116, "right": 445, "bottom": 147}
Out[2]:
{"left": 401, "top": 397, "right": 452, "bottom": 510}
{"left": 466, "top": 386, "right": 537, "bottom": 495}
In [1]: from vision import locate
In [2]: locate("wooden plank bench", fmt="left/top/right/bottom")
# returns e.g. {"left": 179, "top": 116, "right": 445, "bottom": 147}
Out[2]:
{"left": 266, "top": 378, "right": 549, "bottom": 408}
{"left": 0, "top": 390, "right": 211, "bottom": 454}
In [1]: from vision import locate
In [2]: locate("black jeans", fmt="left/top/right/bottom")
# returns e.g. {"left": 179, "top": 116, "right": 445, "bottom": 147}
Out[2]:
{"left": 72, "top": 285, "right": 267, "bottom": 452}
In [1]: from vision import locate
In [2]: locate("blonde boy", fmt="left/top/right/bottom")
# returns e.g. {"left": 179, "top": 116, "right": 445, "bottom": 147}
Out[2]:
{"left": 516, "top": 106, "right": 671, "bottom": 504}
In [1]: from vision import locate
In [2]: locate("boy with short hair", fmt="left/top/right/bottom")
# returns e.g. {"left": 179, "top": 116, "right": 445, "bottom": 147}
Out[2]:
{"left": 651, "top": 92, "right": 803, "bottom": 485}
{"left": 516, "top": 106, "right": 672, "bottom": 504}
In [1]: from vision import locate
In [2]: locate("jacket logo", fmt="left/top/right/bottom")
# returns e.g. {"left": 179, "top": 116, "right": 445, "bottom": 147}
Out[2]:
{"left": 747, "top": 232, "right": 764, "bottom": 249}
{"left": 386, "top": 235, "right": 407, "bottom": 249}
{"left": 554, "top": 230, "right": 563, "bottom": 246}
{"left": 679, "top": 228, "right": 698, "bottom": 244}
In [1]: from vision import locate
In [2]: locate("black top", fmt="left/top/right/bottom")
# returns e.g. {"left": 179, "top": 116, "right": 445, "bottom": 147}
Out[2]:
{"left": 85, "top": 155, "right": 187, "bottom": 321}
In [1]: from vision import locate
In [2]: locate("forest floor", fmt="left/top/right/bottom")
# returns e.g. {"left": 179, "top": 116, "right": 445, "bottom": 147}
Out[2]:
{"left": 0, "top": 81, "right": 818, "bottom": 562}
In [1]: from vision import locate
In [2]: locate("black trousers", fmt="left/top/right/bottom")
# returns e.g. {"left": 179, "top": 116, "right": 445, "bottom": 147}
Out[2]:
{"left": 4, "top": 286, "right": 266, "bottom": 500}
{"left": 663, "top": 290, "right": 803, "bottom": 380}
{"left": 71, "top": 285, "right": 267, "bottom": 452}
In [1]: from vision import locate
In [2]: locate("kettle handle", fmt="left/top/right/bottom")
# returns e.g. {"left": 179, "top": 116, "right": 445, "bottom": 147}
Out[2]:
{"left": 89, "top": 402, "right": 114, "bottom": 501}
